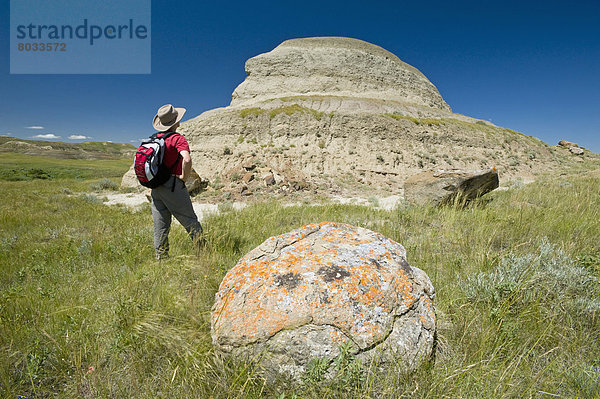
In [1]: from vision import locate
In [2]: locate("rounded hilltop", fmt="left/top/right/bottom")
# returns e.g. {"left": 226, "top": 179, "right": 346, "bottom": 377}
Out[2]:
{"left": 231, "top": 36, "right": 451, "bottom": 112}
{"left": 180, "top": 37, "right": 598, "bottom": 202}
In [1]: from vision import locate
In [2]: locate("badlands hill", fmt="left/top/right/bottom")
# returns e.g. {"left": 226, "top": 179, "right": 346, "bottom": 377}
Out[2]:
{"left": 0, "top": 136, "right": 135, "bottom": 160}
{"left": 180, "top": 37, "right": 598, "bottom": 199}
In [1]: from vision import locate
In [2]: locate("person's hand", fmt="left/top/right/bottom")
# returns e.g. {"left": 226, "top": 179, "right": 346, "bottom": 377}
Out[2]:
{"left": 177, "top": 174, "right": 186, "bottom": 181}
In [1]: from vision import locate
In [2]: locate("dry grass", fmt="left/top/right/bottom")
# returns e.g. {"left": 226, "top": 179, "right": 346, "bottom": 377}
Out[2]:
{"left": 0, "top": 164, "right": 599, "bottom": 397}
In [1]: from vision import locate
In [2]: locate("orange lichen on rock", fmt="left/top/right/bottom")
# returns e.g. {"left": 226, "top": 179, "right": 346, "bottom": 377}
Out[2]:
{"left": 210, "top": 222, "right": 436, "bottom": 379}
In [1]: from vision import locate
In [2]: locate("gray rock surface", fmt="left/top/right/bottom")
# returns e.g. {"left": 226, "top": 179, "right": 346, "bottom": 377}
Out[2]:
{"left": 404, "top": 168, "right": 499, "bottom": 205}
{"left": 242, "top": 171, "right": 254, "bottom": 183}
{"left": 264, "top": 173, "right": 275, "bottom": 186}
{"left": 211, "top": 222, "right": 436, "bottom": 380}
{"left": 569, "top": 147, "right": 584, "bottom": 155}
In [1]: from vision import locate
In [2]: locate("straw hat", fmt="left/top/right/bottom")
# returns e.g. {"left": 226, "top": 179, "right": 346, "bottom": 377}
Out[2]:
{"left": 152, "top": 104, "right": 186, "bottom": 131}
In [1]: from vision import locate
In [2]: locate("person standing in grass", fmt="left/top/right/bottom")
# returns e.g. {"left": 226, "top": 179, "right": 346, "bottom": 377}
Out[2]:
{"left": 150, "top": 104, "right": 203, "bottom": 260}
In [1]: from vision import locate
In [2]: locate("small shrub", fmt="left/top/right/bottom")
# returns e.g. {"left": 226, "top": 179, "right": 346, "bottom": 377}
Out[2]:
{"left": 463, "top": 239, "right": 600, "bottom": 318}
{"left": 27, "top": 168, "right": 52, "bottom": 180}
{"left": 376, "top": 155, "right": 384, "bottom": 163}
{"left": 304, "top": 358, "right": 330, "bottom": 384}
{"left": 90, "top": 178, "right": 118, "bottom": 191}
{"left": 80, "top": 193, "right": 103, "bottom": 203}
{"left": 223, "top": 147, "right": 232, "bottom": 155}
{"left": 210, "top": 177, "right": 224, "bottom": 191}
{"left": 1, "top": 168, "right": 53, "bottom": 181}
{"left": 318, "top": 140, "right": 326, "bottom": 149}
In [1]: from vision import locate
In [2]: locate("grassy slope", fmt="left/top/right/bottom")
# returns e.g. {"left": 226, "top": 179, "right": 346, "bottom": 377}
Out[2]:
{"left": 0, "top": 159, "right": 599, "bottom": 397}
{"left": 0, "top": 153, "right": 132, "bottom": 181}
{"left": 0, "top": 137, "right": 135, "bottom": 155}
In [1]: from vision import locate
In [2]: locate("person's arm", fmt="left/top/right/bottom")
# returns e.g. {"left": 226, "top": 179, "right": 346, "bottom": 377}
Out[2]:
{"left": 177, "top": 150, "right": 192, "bottom": 181}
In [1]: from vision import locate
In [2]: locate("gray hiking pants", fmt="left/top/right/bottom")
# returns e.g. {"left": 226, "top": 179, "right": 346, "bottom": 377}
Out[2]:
{"left": 150, "top": 175, "right": 203, "bottom": 258}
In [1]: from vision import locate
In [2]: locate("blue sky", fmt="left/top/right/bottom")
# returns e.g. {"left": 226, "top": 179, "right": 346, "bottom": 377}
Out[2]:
{"left": 1, "top": 0, "right": 599, "bottom": 151}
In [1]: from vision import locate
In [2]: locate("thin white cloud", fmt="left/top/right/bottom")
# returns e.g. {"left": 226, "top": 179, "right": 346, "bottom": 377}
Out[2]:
{"left": 68, "top": 135, "right": 91, "bottom": 140}
{"left": 3, "top": 132, "right": 13, "bottom": 136}
{"left": 26, "top": 126, "right": 45, "bottom": 129}
{"left": 32, "top": 134, "right": 60, "bottom": 139}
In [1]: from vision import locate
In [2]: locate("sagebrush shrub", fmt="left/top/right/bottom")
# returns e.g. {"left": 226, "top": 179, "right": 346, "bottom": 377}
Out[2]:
{"left": 463, "top": 239, "right": 600, "bottom": 318}
{"left": 90, "top": 178, "right": 118, "bottom": 191}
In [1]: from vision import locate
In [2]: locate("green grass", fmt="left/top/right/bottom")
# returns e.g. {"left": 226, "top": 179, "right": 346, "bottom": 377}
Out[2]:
{"left": 239, "top": 107, "right": 266, "bottom": 118}
{"left": 383, "top": 114, "right": 542, "bottom": 141}
{"left": 382, "top": 114, "right": 584, "bottom": 160}
{"left": 0, "top": 136, "right": 135, "bottom": 156}
{"left": 0, "top": 153, "right": 131, "bottom": 181}
{"left": 1, "top": 165, "right": 599, "bottom": 397}
{"left": 239, "top": 105, "right": 325, "bottom": 121}
{"left": 384, "top": 114, "right": 444, "bottom": 126}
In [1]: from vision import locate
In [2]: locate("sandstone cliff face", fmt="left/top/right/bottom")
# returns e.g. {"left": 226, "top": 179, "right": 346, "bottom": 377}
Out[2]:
{"left": 231, "top": 37, "right": 451, "bottom": 113}
{"left": 180, "top": 37, "right": 598, "bottom": 200}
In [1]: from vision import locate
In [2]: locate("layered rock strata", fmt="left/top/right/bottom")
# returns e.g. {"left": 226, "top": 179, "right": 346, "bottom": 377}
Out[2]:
{"left": 176, "top": 37, "right": 596, "bottom": 200}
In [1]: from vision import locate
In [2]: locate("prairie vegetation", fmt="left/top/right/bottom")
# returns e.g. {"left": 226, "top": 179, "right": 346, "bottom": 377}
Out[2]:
{"left": 0, "top": 151, "right": 599, "bottom": 398}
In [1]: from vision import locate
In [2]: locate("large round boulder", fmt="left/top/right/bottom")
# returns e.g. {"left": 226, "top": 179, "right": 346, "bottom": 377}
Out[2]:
{"left": 211, "top": 222, "right": 436, "bottom": 380}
